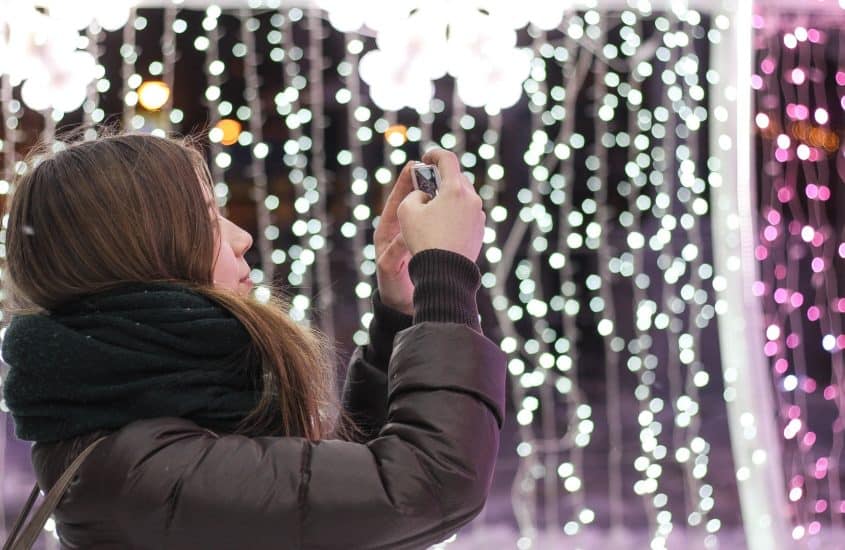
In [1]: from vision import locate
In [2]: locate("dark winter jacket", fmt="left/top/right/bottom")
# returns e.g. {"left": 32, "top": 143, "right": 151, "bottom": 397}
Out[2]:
{"left": 27, "top": 250, "right": 507, "bottom": 549}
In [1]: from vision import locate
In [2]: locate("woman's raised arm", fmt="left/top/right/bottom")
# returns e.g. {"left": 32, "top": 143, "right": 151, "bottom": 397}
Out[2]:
{"left": 96, "top": 321, "right": 505, "bottom": 550}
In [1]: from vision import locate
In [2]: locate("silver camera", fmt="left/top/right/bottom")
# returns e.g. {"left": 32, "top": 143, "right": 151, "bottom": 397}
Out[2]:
{"left": 411, "top": 162, "right": 440, "bottom": 198}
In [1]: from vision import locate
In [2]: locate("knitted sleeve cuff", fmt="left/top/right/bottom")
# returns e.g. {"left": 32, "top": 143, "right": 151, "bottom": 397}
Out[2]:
{"left": 407, "top": 248, "right": 482, "bottom": 333}
{"left": 363, "top": 289, "right": 414, "bottom": 368}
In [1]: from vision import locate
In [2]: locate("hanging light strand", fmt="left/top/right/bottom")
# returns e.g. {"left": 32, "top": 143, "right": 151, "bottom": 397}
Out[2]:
{"left": 1, "top": 74, "right": 18, "bottom": 189}
{"left": 591, "top": 12, "right": 626, "bottom": 532}
{"left": 240, "top": 8, "right": 275, "bottom": 301}
{"left": 201, "top": 5, "right": 229, "bottom": 217}
{"left": 675, "top": 10, "right": 719, "bottom": 540}
{"left": 83, "top": 22, "right": 104, "bottom": 138}
{"left": 277, "top": 6, "right": 320, "bottom": 321}
{"left": 161, "top": 5, "right": 178, "bottom": 118}
{"left": 303, "top": 8, "right": 335, "bottom": 338}
{"left": 341, "top": 31, "right": 376, "bottom": 347}
{"left": 548, "top": 25, "right": 593, "bottom": 531}
{"left": 120, "top": 6, "right": 138, "bottom": 129}
{"left": 526, "top": 28, "right": 571, "bottom": 533}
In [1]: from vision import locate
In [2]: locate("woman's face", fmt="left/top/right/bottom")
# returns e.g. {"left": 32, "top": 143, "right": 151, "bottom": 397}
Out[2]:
{"left": 203, "top": 184, "right": 254, "bottom": 295}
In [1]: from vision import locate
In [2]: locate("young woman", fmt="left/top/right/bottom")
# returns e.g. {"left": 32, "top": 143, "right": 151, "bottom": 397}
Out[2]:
{"left": 0, "top": 133, "right": 505, "bottom": 549}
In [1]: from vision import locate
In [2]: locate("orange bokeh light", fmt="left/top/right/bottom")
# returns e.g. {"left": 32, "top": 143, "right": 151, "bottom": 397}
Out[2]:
{"left": 385, "top": 124, "right": 408, "bottom": 147}
{"left": 215, "top": 119, "right": 242, "bottom": 146}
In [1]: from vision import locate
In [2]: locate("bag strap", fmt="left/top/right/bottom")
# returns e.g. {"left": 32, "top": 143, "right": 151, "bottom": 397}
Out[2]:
{"left": 2, "top": 435, "right": 109, "bottom": 550}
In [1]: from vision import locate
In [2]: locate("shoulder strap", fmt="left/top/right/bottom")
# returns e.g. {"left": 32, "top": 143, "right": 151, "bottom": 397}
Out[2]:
{"left": 2, "top": 435, "right": 109, "bottom": 550}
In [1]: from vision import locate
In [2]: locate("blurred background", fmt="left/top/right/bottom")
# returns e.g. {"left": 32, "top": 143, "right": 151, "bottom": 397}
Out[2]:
{"left": 0, "top": 0, "right": 843, "bottom": 548}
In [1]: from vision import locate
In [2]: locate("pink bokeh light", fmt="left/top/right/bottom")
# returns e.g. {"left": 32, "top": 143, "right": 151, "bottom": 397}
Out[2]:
{"left": 754, "top": 21, "right": 845, "bottom": 535}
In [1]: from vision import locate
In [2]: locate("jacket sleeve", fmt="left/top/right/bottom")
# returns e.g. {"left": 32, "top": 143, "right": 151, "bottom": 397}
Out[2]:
{"left": 340, "top": 289, "right": 413, "bottom": 443}
{"left": 341, "top": 248, "right": 485, "bottom": 445}
{"left": 113, "top": 322, "right": 507, "bottom": 550}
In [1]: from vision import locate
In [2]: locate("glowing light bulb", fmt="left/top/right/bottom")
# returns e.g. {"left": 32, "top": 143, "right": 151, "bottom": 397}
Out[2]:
{"left": 137, "top": 81, "right": 170, "bottom": 111}
{"left": 384, "top": 125, "right": 408, "bottom": 147}
{"left": 214, "top": 119, "right": 242, "bottom": 146}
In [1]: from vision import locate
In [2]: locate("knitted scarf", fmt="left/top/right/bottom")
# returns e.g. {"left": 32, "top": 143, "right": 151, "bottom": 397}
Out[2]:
{"left": 1, "top": 281, "right": 265, "bottom": 443}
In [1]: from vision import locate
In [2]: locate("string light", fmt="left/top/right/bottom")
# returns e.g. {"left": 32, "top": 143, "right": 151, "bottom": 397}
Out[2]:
{"left": 752, "top": 9, "right": 845, "bottom": 545}
{"left": 137, "top": 81, "right": 170, "bottom": 111}
{"left": 384, "top": 125, "right": 408, "bottom": 147}
{"left": 120, "top": 5, "right": 139, "bottom": 129}
{"left": 0, "top": 3, "right": 826, "bottom": 548}
{"left": 239, "top": 8, "right": 275, "bottom": 308}
{"left": 591, "top": 12, "right": 629, "bottom": 535}
{"left": 340, "top": 30, "right": 377, "bottom": 348}
{"left": 199, "top": 1, "right": 231, "bottom": 241}
{"left": 81, "top": 22, "right": 104, "bottom": 140}
{"left": 212, "top": 119, "right": 241, "bottom": 146}
{"left": 86, "top": 20, "right": 107, "bottom": 131}
{"left": 1, "top": 68, "right": 20, "bottom": 191}
{"left": 303, "top": 7, "right": 335, "bottom": 339}
{"left": 480, "top": 6, "right": 729, "bottom": 548}
{"left": 160, "top": 5, "right": 178, "bottom": 123}
{"left": 275, "top": 6, "right": 323, "bottom": 321}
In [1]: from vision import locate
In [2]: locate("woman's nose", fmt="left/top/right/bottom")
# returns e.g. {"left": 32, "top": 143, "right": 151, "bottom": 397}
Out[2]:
{"left": 240, "top": 229, "right": 253, "bottom": 255}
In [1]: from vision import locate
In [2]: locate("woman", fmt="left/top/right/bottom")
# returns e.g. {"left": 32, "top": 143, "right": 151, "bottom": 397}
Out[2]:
{"left": 0, "top": 132, "right": 505, "bottom": 549}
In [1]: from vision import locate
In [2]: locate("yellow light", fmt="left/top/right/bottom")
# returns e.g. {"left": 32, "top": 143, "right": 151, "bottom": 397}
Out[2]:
{"left": 384, "top": 124, "right": 407, "bottom": 147}
{"left": 137, "top": 81, "right": 170, "bottom": 111}
{"left": 215, "top": 119, "right": 242, "bottom": 146}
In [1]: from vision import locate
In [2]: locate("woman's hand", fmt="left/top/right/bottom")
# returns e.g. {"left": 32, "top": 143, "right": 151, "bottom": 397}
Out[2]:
{"left": 373, "top": 162, "right": 419, "bottom": 316}
{"left": 396, "top": 149, "right": 484, "bottom": 261}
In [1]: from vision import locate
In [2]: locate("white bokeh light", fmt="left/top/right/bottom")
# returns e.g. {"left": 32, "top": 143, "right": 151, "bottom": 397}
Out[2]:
{"left": 319, "top": 0, "right": 568, "bottom": 111}
{"left": 0, "top": 1, "right": 136, "bottom": 111}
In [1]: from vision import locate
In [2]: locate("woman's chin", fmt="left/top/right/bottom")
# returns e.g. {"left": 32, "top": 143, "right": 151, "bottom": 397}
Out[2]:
{"left": 213, "top": 279, "right": 252, "bottom": 296}
{"left": 238, "top": 278, "right": 253, "bottom": 296}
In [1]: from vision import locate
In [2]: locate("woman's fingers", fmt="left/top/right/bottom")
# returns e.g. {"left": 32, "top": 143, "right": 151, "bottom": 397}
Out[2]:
{"left": 420, "top": 148, "right": 474, "bottom": 193}
{"left": 376, "top": 232, "right": 411, "bottom": 275}
{"left": 380, "top": 162, "right": 415, "bottom": 227}
{"left": 421, "top": 148, "right": 460, "bottom": 179}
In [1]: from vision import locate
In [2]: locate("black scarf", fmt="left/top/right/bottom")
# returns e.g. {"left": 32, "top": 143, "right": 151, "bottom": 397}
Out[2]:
{"left": 1, "top": 281, "right": 265, "bottom": 443}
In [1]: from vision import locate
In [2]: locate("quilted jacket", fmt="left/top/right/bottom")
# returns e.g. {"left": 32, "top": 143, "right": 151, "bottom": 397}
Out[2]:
{"left": 28, "top": 264, "right": 507, "bottom": 549}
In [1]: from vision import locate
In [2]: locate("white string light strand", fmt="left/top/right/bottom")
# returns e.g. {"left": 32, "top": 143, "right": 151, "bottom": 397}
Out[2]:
{"left": 546, "top": 25, "right": 593, "bottom": 533}
{"left": 340, "top": 31, "right": 375, "bottom": 345}
{"left": 476, "top": 103, "right": 545, "bottom": 536}
{"left": 675, "top": 10, "right": 719, "bottom": 541}
{"left": 160, "top": 5, "right": 178, "bottom": 120}
{"left": 120, "top": 5, "right": 138, "bottom": 129}
{"left": 240, "top": 8, "right": 275, "bottom": 294}
{"left": 83, "top": 22, "right": 104, "bottom": 138}
{"left": 201, "top": 5, "right": 229, "bottom": 217}
{"left": 277, "top": 7, "right": 320, "bottom": 320}
{"left": 1, "top": 73, "right": 18, "bottom": 189}
{"left": 305, "top": 8, "right": 335, "bottom": 339}
{"left": 590, "top": 12, "right": 625, "bottom": 533}
{"left": 525, "top": 28, "right": 566, "bottom": 534}
{"left": 506, "top": 16, "right": 593, "bottom": 542}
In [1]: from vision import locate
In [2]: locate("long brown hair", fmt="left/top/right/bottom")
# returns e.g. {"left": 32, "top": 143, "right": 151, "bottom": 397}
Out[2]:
{"left": 1, "top": 127, "right": 362, "bottom": 443}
